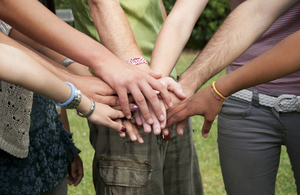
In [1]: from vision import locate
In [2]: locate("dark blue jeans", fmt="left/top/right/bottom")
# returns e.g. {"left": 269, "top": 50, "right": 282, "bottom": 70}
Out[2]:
{"left": 218, "top": 91, "right": 300, "bottom": 195}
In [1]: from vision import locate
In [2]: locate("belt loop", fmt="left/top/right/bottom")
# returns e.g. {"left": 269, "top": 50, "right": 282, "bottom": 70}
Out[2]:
{"left": 251, "top": 90, "right": 260, "bottom": 107}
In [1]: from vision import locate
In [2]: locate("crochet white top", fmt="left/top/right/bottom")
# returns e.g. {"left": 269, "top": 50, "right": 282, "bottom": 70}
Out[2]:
{"left": 0, "top": 20, "right": 33, "bottom": 158}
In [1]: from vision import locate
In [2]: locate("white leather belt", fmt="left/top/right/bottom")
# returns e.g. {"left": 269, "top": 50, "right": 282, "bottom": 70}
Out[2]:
{"left": 231, "top": 89, "right": 300, "bottom": 112}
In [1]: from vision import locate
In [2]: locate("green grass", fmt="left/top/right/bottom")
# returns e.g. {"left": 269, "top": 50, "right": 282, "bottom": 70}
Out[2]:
{"left": 67, "top": 52, "right": 297, "bottom": 195}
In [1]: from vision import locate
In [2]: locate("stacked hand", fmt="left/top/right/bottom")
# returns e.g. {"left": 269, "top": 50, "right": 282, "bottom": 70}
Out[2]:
{"left": 167, "top": 85, "right": 223, "bottom": 138}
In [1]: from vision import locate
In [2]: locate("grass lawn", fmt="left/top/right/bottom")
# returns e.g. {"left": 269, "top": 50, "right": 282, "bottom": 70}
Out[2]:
{"left": 67, "top": 52, "right": 297, "bottom": 195}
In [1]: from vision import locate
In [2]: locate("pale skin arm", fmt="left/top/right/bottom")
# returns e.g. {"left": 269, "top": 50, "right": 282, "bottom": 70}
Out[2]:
{"left": 9, "top": 28, "right": 120, "bottom": 105}
{"left": 151, "top": 0, "right": 208, "bottom": 77}
{"left": 0, "top": 0, "right": 173, "bottom": 122}
{"left": 0, "top": 43, "right": 126, "bottom": 131}
{"left": 167, "top": 30, "right": 300, "bottom": 137}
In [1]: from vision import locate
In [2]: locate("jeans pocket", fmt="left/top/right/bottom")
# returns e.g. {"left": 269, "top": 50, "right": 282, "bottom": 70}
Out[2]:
{"left": 220, "top": 97, "right": 252, "bottom": 118}
{"left": 99, "top": 156, "right": 152, "bottom": 187}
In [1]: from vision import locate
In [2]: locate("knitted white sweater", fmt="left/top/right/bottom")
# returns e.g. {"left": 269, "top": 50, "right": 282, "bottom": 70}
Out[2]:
{"left": 0, "top": 20, "right": 33, "bottom": 158}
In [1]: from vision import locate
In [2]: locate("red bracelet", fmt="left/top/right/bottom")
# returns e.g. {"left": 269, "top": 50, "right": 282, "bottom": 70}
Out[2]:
{"left": 126, "top": 56, "right": 148, "bottom": 65}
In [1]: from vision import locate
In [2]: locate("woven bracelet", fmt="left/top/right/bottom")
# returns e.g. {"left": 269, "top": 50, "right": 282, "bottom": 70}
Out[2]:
{"left": 126, "top": 56, "right": 148, "bottom": 65}
{"left": 211, "top": 85, "right": 223, "bottom": 101}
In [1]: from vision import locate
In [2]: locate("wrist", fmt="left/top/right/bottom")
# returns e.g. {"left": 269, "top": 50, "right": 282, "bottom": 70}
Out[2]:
{"left": 215, "top": 75, "right": 235, "bottom": 97}
{"left": 76, "top": 95, "right": 95, "bottom": 118}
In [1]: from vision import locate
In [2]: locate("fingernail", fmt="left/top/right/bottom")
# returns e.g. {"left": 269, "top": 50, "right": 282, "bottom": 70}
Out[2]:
{"left": 144, "top": 126, "right": 151, "bottom": 133}
{"left": 132, "top": 134, "right": 137, "bottom": 141}
{"left": 161, "top": 123, "right": 165, "bottom": 129}
{"left": 169, "top": 102, "right": 173, "bottom": 108}
{"left": 179, "top": 128, "right": 184, "bottom": 136}
{"left": 116, "top": 99, "right": 120, "bottom": 105}
{"left": 155, "top": 90, "right": 160, "bottom": 94}
{"left": 126, "top": 115, "right": 131, "bottom": 119}
{"left": 148, "top": 118, "right": 154, "bottom": 124}
{"left": 139, "top": 138, "right": 144, "bottom": 143}
{"left": 130, "top": 104, "right": 138, "bottom": 111}
{"left": 154, "top": 128, "right": 161, "bottom": 135}
{"left": 159, "top": 115, "right": 165, "bottom": 121}
{"left": 121, "top": 126, "right": 126, "bottom": 132}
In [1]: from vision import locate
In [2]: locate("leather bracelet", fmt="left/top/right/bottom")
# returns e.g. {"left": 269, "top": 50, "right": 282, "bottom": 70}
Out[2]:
{"left": 75, "top": 97, "right": 95, "bottom": 118}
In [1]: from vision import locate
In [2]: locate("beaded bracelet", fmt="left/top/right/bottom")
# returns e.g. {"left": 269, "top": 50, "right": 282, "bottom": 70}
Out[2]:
{"left": 60, "top": 58, "right": 75, "bottom": 67}
{"left": 126, "top": 56, "right": 148, "bottom": 65}
{"left": 75, "top": 97, "right": 95, "bottom": 118}
{"left": 212, "top": 81, "right": 226, "bottom": 100}
{"left": 53, "top": 82, "right": 82, "bottom": 109}
{"left": 211, "top": 85, "right": 223, "bottom": 101}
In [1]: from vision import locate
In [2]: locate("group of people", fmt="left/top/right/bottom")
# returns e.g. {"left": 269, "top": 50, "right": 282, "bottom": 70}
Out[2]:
{"left": 0, "top": 0, "right": 299, "bottom": 195}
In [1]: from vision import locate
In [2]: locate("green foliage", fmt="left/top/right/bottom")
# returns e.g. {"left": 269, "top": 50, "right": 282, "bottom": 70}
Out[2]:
{"left": 163, "top": 0, "right": 230, "bottom": 49}
{"left": 54, "top": 0, "right": 70, "bottom": 9}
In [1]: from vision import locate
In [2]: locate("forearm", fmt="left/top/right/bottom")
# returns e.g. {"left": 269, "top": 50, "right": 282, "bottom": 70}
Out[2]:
{"left": 216, "top": 30, "right": 300, "bottom": 97}
{"left": 0, "top": 0, "right": 121, "bottom": 72}
{"left": 0, "top": 32, "right": 79, "bottom": 83}
{"left": 88, "top": 0, "right": 142, "bottom": 61}
{"left": 0, "top": 43, "right": 93, "bottom": 116}
{"left": 151, "top": 0, "right": 207, "bottom": 76}
{"left": 179, "top": 0, "right": 299, "bottom": 95}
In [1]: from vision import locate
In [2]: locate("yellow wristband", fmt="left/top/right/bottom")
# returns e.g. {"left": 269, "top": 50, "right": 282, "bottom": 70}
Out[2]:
{"left": 212, "top": 81, "right": 226, "bottom": 100}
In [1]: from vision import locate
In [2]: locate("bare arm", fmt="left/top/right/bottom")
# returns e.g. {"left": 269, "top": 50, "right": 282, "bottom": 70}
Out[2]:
{"left": 178, "top": 0, "right": 299, "bottom": 96}
{"left": 216, "top": 30, "right": 300, "bottom": 97}
{"left": 88, "top": 0, "right": 143, "bottom": 61}
{"left": 0, "top": 0, "right": 173, "bottom": 121}
{"left": 151, "top": 0, "right": 208, "bottom": 77}
{"left": 167, "top": 29, "right": 300, "bottom": 137}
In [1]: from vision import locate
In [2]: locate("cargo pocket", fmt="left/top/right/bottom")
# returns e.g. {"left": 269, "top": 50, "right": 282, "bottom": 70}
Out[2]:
{"left": 99, "top": 156, "right": 152, "bottom": 187}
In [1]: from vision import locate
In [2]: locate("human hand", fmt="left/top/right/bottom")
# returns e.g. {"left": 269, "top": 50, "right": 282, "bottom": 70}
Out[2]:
{"left": 132, "top": 77, "right": 186, "bottom": 136}
{"left": 120, "top": 119, "right": 144, "bottom": 143}
{"left": 86, "top": 101, "right": 126, "bottom": 132}
{"left": 167, "top": 85, "right": 223, "bottom": 138}
{"left": 94, "top": 60, "right": 172, "bottom": 124}
{"left": 72, "top": 75, "right": 119, "bottom": 106}
{"left": 68, "top": 154, "right": 84, "bottom": 186}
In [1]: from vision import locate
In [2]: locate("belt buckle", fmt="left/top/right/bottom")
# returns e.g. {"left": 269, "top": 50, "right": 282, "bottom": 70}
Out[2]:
{"left": 274, "top": 94, "right": 299, "bottom": 112}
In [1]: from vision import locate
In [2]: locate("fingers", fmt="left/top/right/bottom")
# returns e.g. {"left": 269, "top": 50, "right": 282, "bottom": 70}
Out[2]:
{"left": 141, "top": 113, "right": 152, "bottom": 133}
{"left": 136, "top": 65, "right": 162, "bottom": 79}
{"left": 122, "top": 120, "right": 144, "bottom": 143}
{"left": 68, "top": 155, "right": 84, "bottom": 186}
{"left": 117, "top": 88, "right": 132, "bottom": 119}
{"left": 93, "top": 95, "right": 119, "bottom": 106}
{"left": 166, "top": 101, "right": 189, "bottom": 127}
{"left": 133, "top": 110, "right": 143, "bottom": 126}
{"left": 176, "top": 118, "right": 189, "bottom": 136}
{"left": 145, "top": 76, "right": 173, "bottom": 109}
{"left": 160, "top": 77, "right": 186, "bottom": 100}
{"left": 202, "top": 119, "right": 213, "bottom": 138}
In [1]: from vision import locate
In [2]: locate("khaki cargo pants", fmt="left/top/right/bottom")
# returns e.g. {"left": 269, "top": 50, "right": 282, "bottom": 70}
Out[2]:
{"left": 89, "top": 118, "right": 203, "bottom": 195}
